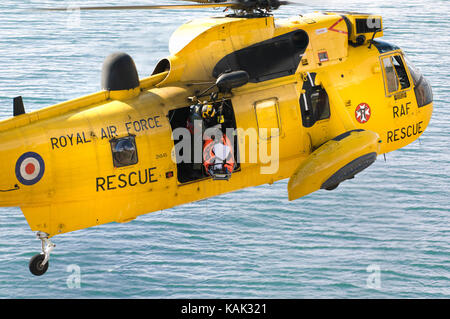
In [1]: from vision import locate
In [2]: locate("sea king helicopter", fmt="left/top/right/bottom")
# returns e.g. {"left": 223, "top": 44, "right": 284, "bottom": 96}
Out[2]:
{"left": 0, "top": 0, "right": 433, "bottom": 275}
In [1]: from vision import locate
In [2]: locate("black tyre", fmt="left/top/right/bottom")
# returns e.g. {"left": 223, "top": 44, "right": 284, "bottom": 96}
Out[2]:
{"left": 29, "top": 253, "right": 49, "bottom": 276}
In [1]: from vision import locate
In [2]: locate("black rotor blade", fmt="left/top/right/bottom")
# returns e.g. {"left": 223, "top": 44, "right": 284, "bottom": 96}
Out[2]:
{"left": 176, "top": 0, "right": 218, "bottom": 3}
{"left": 38, "top": 3, "right": 238, "bottom": 11}
{"left": 175, "top": 0, "right": 296, "bottom": 3}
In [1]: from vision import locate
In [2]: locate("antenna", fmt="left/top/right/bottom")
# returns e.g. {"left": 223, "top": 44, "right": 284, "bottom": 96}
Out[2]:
{"left": 368, "top": 28, "right": 386, "bottom": 49}
{"left": 13, "top": 96, "right": 25, "bottom": 117}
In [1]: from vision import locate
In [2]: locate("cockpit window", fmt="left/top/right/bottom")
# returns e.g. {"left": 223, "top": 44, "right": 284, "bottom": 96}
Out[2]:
{"left": 403, "top": 55, "right": 433, "bottom": 107}
{"left": 404, "top": 56, "right": 422, "bottom": 85}
{"left": 382, "top": 57, "right": 399, "bottom": 93}
{"left": 381, "top": 54, "right": 411, "bottom": 95}
{"left": 392, "top": 55, "right": 410, "bottom": 89}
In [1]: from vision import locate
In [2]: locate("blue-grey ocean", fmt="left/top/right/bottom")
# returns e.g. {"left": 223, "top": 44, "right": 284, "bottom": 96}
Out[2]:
{"left": 0, "top": 0, "right": 448, "bottom": 298}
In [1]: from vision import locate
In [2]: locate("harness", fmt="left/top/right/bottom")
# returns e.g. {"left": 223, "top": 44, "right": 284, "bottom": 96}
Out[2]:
{"left": 203, "top": 134, "right": 235, "bottom": 180}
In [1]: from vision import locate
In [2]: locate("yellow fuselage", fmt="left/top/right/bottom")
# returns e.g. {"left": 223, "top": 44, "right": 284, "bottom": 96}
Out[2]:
{"left": 0, "top": 12, "right": 432, "bottom": 237}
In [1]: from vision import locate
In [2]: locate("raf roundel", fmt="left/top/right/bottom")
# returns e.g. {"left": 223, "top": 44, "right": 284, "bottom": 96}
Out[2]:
{"left": 15, "top": 152, "right": 45, "bottom": 186}
{"left": 355, "top": 103, "right": 371, "bottom": 124}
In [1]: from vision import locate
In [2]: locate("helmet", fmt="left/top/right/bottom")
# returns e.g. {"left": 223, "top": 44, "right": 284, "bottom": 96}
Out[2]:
{"left": 201, "top": 104, "right": 215, "bottom": 119}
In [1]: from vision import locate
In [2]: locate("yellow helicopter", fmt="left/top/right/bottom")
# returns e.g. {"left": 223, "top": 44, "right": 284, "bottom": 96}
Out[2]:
{"left": 0, "top": 0, "right": 433, "bottom": 276}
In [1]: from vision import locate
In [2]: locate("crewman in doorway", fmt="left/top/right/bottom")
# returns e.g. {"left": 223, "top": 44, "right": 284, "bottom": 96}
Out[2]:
{"left": 203, "top": 134, "right": 235, "bottom": 180}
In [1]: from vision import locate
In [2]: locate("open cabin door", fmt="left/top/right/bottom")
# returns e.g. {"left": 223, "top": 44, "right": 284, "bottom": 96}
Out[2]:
{"left": 168, "top": 99, "right": 240, "bottom": 184}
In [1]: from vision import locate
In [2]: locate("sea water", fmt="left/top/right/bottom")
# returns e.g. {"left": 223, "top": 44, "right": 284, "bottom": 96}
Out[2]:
{"left": 0, "top": 0, "right": 448, "bottom": 298}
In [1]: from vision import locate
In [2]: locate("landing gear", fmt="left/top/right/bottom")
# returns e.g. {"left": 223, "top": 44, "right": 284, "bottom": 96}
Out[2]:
{"left": 29, "top": 231, "right": 55, "bottom": 276}
{"left": 29, "top": 254, "right": 48, "bottom": 276}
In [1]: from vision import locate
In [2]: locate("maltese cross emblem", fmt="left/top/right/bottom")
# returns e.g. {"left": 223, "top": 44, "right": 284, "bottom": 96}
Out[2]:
{"left": 355, "top": 103, "right": 371, "bottom": 124}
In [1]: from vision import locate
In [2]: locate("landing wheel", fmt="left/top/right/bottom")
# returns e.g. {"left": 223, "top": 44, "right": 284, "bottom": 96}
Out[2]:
{"left": 29, "top": 253, "right": 49, "bottom": 276}
{"left": 29, "top": 231, "right": 55, "bottom": 276}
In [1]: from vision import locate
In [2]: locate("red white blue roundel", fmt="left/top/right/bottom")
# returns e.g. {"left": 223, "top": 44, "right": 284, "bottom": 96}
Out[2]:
{"left": 15, "top": 152, "right": 45, "bottom": 186}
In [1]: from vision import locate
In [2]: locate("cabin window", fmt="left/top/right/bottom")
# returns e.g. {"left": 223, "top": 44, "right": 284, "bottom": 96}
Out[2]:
{"left": 110, "top": 136, "right": 138, "bottom": 168}
{"left": 310, "top": 87, "right": 330, "bottom": 120}
{"left": 381, "top": 54, "right": 411, "bottom": 96}
{"left": 299, "top": 84, "right": 331, "bottom": 128}
{"left": 254, "top": 98, "right": 281, "bottom": 140}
